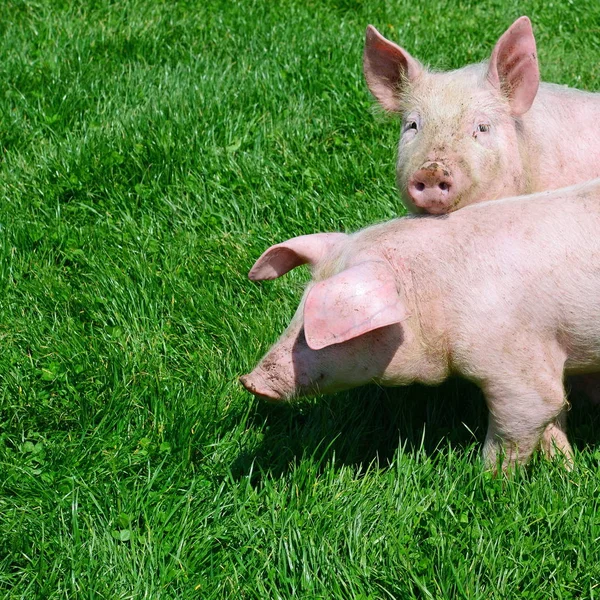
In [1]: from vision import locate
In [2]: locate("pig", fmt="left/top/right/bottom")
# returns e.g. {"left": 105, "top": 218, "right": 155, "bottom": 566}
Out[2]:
{"left": 363, "top": 16, "right": 600, "bottom": 214}
{"left": 240, "top": 178, "right": 600, "bottom": 470}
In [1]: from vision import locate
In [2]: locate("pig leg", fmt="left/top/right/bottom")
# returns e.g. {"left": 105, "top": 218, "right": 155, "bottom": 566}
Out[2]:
{"left": 483, "top": 383, "right": 568, "bottom": 471}
{"left": 480, "top": 347, "right": 569, "bottom": 471}
{"left": 539, "top": 409, "right": 574, "bottom": 466}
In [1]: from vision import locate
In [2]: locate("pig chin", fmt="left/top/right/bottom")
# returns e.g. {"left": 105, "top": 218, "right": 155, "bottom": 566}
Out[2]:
{"left": 240, "top": 368, "right": 340, "bottom": 403}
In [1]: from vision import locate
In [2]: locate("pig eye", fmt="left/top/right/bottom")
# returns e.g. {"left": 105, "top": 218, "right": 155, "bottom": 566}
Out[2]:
{"left": 477, "top": 123, "right": 490, "bottom": 133}
{"left": 403, "top": 119, "right": 419, "bottom": 135}
{"left": 402, "top": 115, "right": 421, "bottom": 139}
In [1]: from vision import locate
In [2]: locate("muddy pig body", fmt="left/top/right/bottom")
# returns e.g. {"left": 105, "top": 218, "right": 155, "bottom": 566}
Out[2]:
{"left": 241, "top": 178, "right": 600, "bottom": 469}
{"left": 364, "top": 17, "right": 600, "bottom": 214}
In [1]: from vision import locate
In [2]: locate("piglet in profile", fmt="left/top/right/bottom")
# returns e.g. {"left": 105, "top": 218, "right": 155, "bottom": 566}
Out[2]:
{"left": 241, "top": 179, "right": 600, "bottom": 470}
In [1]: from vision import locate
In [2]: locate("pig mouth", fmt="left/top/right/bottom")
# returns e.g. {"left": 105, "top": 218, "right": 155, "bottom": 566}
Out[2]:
{"left": 422, "top": 203, "right": 453, "bottom": 215}
{"left": 416, "top": 192, "right": 464, "bottom": 215}
{"left": 239, "top": 373, "right": 285, "bottom": 402}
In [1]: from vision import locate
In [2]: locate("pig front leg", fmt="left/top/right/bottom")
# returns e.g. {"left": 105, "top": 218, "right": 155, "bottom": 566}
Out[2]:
{"left": 483, "top": 383, "right": 570, "bottom": 471}
{"left": 539, "top": 410, "right": 574, "bottom": 466}
{"left": 479, "top": 346, "right": 570, "bottom": 471}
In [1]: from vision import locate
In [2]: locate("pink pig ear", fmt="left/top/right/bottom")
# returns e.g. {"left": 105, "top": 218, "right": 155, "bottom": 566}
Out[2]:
{"left": 249, "top": 233, "right": 346, "bottom": 281}
{"left": 363, "top": 25, "right": 423, "bottom": 112}
{"left": 487, "top": 16, "right": 539, "bottom": 116}
{"left": 303, "top": 260, "right": 407, "bottom": 350}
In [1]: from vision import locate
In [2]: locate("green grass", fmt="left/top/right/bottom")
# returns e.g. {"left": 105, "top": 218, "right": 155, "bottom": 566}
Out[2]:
{"left": 1, "top": 0, "right": 600, "bottom": 597}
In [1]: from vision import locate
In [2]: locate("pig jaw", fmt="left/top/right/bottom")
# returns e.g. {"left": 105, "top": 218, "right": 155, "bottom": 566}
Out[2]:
{"left": 240, "top": 328, "right": 348, "bottom": 402}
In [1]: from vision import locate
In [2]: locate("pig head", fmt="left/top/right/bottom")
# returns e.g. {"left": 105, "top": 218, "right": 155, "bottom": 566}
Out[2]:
{"left": 240, "top": 233, "right": 414, "bottom": 401}
{"left": 364, "top": 16, "right": 538, "bottom": 213}
{"left": 364, "top": 16, "right": 600, "bottom": 214}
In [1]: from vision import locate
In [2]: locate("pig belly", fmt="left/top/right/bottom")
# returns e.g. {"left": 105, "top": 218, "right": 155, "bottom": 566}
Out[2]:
{"left": 563, "top": 316, "right": 600, "bottom": 375}
{"left": 564, "top": 352, "right": 600, "bottom": 375}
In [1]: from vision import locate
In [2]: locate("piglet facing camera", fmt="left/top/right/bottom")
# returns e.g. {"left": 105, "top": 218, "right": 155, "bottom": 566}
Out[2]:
{"left": 364, "top": 16, "right": 600, "bottom": 214}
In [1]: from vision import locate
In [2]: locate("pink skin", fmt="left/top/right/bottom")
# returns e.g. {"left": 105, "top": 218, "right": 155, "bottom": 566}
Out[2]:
{"left": 242, "top": 178, "right": 600, "bottom": 470}
{"left": 364, "top": 16, "right": 600, "bottom": 214}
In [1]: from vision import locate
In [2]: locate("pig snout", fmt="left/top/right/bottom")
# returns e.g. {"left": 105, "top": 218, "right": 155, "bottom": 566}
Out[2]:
{"left": 240, "top": 336, "right": 299, "bottom": 402}
{"left": 239, "top": 371, "right": 284, "bottom": 402}
{"left": 407, "top": 162, "right": 456, "bottom": 213}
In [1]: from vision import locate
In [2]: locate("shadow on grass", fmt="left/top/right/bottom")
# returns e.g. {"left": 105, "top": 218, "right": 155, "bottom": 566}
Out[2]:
{"left": 231, "top": 379, "right": 486, "bottom": 481}
{"left": 231, "top": 380, "right": 600, "bottom": 482}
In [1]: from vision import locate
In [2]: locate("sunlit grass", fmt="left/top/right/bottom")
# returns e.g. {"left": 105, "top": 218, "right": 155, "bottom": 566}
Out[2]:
{"left": 1, "top": 0, "right": 600, "bottom": 597}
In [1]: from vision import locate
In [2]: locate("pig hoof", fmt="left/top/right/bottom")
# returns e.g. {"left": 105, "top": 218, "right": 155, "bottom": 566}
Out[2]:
{"left": 540, "top": 422, "right": 574, "bottom": 470}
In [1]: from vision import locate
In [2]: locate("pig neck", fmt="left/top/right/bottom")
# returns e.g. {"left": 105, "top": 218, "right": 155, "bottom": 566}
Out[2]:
{"left": 522, "top": 84, "right": 600, "bottom": 192}
{"left": 380, "top": 222, "right": 453, "bottom": 383}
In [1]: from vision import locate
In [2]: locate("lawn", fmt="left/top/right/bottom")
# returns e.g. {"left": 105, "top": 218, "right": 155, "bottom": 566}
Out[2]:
{"left": 1, "top": 0, "right": 600, "bottom": 597}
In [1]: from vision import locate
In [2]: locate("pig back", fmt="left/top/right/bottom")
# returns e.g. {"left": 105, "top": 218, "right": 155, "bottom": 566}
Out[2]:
{"left": 444, "top": 179, "right": 600, "bottom": 374}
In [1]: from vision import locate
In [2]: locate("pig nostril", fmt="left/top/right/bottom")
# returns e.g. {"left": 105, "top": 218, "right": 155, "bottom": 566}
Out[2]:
{"left": 415, "top": 182, "right": 425, "bottom": 192}
{"left": 439, "top": 182, "right": 449, "bottom": 192}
